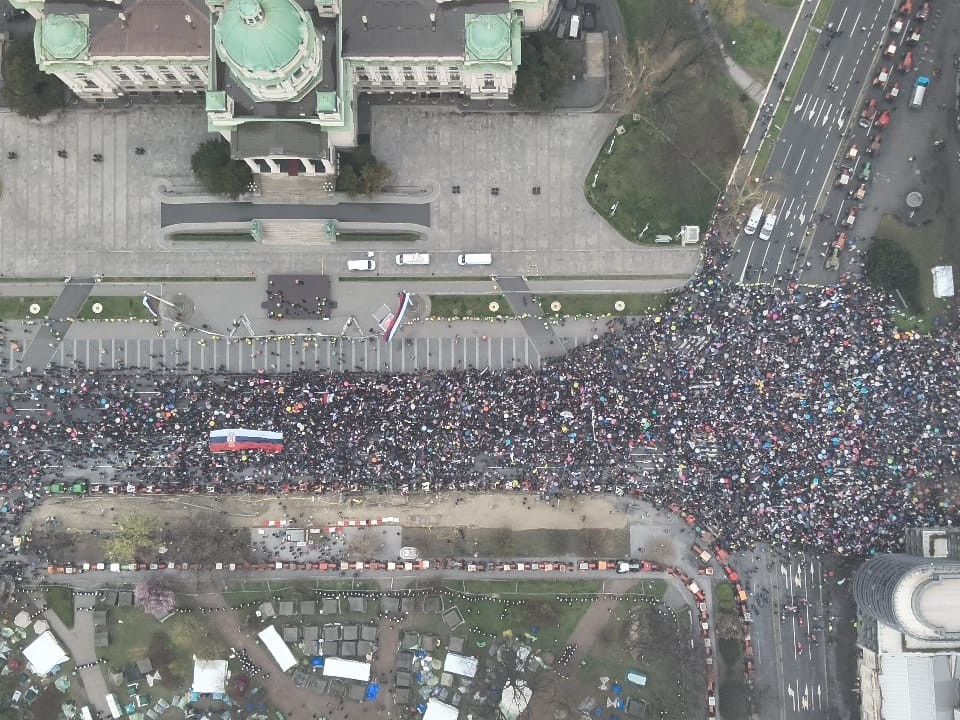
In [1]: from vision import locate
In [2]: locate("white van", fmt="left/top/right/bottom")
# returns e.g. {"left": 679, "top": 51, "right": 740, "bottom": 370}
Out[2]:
{"left": 347, "top": 259, "right": 375, "bottom": 271}
{"left": 744, "top": 204, "right": 763, "bottom": 235}
{"left": 758, "top": 213, "right": 777, "bottom": 241}
{"left": 569, "top": 14, "right": 580, "bottom": 39}
{"left": 395, "top": 253, "right": 430, "bottom": 266}
{"left": 457, "top": 253, "right": 493, "bottom": 265}
{"left": 910, "top": 76, "right": 930, "bottom": 109}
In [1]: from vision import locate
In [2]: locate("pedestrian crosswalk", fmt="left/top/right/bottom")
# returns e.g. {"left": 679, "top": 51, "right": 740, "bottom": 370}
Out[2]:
{"left": 674, "top": 335, "right": 708, "bottom": 356}
{"left": 628, "top": 445, "right": 664, "bottom": 476}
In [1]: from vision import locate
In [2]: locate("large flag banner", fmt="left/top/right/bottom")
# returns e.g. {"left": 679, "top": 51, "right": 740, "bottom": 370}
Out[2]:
{"left": 210, "top": 429, "right": 284, "bottom": 453}
{"left": 383, "top": 292, "right": 412, "bottom": 343}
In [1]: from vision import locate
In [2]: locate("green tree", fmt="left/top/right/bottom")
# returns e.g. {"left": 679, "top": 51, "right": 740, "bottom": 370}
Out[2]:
{"left": 0, "top": 34, "right": 66, "bottom": 119}
{"left": 864, "top": 235, "right": 921, "bottom": 312}
{"left": 190, "top": 137, "right": 253, "bottom": 199}
{"left": 513, "top": 32, "right": 574, "bottom": 110}
{"left": 104, "top": 512, "right": 160, "bottom": 564}
{"left": 336, "top": 145, "right": 391, "bottom": 196}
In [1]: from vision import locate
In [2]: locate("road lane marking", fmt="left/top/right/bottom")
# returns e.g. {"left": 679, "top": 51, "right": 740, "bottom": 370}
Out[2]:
{"left": 781, "top": 144, "right": 794, "bottom": 169}
{"left": 794, "top": 92, "right": 809, "bottom": 114}
{"left": 817, "top": 51, "right": 832, "bottom": 79}
{"left": 795, "top": 148, "right": 807, "bottom": 173}
{"left": 836, "top": 6, "right": 848, "bottom": 32}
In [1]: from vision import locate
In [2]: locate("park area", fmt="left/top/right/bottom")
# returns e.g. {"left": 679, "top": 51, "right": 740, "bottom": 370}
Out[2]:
{"left": 20, "top": 575, "right": 704, "bottom": 720}
{"left": 585, "top": 0, "right": 753, "bottom": 242}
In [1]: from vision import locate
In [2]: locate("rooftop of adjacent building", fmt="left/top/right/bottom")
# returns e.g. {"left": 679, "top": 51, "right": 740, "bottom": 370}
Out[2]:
{"left": 340, "top": 0, "right": 510, "bottom": 58}
{"left": 44, "top": 0, "right": 210, "bottom": 57}
{"left": 892, "top": 563, "right": 960, "bottom": 641}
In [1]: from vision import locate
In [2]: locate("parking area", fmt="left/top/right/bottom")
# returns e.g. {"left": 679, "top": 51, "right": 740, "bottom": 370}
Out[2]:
{"left": 24, "top": 335, "right": 558, "bottom": 373}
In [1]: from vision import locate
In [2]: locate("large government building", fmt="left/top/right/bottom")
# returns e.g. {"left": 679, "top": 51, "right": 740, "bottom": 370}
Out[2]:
{"left": 853, "top": 527, "right": 960, "bottom": 720}
{"left": 14, "top": 0, "right": 557, "bottom": 175}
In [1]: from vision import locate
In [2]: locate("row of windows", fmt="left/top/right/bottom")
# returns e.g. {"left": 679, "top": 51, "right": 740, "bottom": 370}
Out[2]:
{"left": 108, "top": 65, "right": 205, "bottom": 85}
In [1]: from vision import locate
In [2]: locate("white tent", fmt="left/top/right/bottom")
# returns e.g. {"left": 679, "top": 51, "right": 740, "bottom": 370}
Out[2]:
{"left": 499, "top": 681, "right": 532, "bottom": 720}
{"left": 442, "top": 652, "right": 478, "bottom": 678}
{"left": 322, "top": 657, "right": 371, "bottom": 682}
{"left": 423, "top": 699, "right": 459, "bottom": 720}
{"left": 257, "top": 626, "right": 297, "bottom": 672}
{"left": 932, "top": 266, "right": 955, "bottom": 298}
{"left": 192, "top": 658, "right": 229, "bottom": 694}
{"left": 23, "top": 631, "right": 69, "bottom": 675}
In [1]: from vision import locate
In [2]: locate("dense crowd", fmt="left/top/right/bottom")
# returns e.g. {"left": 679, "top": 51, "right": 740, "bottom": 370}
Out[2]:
{"left": 1, "top": 228, "right": 958, "bottom": 558}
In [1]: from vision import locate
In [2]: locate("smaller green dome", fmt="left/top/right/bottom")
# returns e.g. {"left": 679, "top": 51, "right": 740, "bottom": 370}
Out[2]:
{"left": 216, "top": 0, "right": 308, "bottom": 74}
{"left": 40, "top": 14, "right": 89, "bottom": 61}
{"left": 465, "top": 14, "right": 511, "bottom": 62}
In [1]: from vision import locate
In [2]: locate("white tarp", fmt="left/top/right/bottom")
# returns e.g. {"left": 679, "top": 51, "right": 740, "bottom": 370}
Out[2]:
{"left": 322, "top": 657, "right": 371, "bottom": 682}
{"left": 499, "top": 681, "right": 533, "bottom": 720}
{"left": 442, "top": 652, "right": 478, "bottom": 678}
{"left": 23, "top": 631, "right": 69, "bottom": 675}
{"left": 258, "top": 626, "right": 297, "bottom": 672}
{"left": 192, "top": 658, "right": 229, "bottom": 694}
{"left": 423, "top": 699, "right": 459, "bottom": 720}
{"left": 932, "top": 266, "right": 955, "bottom": 298}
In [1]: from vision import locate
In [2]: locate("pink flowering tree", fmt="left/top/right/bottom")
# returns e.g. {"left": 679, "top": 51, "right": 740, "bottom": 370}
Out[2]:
{"left": 134, "top": 577, "right": 176, "bottom": 617}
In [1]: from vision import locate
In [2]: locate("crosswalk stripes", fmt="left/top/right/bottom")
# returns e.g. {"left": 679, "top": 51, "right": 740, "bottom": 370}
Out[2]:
{"left": 628, "top": 445, "right": 664, "bottom": 476}
{"left": 673, "top": 335, "right": 708, "bottom": 355}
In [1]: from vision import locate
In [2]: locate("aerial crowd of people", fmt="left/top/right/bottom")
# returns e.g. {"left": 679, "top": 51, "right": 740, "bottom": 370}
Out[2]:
{"left": 2, "top": 222, "right": 957, "bottom": 558}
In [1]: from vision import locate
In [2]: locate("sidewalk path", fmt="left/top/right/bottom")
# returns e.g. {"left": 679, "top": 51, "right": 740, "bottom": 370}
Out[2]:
{"left": 19, "top": 277, "right": 96, "bottom": 373}
{"left": 32, "top": 590, "right": 111, "bottom": 718}
{"left": 496, "top": 276, "right": 564, "bottom": 359}
{"left": 693, "top": 0, "right": 767, "bottom": 105}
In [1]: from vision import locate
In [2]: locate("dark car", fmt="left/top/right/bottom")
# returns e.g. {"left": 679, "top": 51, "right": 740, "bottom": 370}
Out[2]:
{"left": 564, "top": 0, "right": 577, "bottom": 10}
{"left": 583, "top": 3, "right": 597, "bottom": 31}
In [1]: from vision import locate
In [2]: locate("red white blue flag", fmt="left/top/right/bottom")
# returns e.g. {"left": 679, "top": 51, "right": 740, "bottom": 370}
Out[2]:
{"left": 209, "top": 429, "right": 284, "bottom": 453}
{"left": 383, "top": 292, "right": 412, "bottom": 343}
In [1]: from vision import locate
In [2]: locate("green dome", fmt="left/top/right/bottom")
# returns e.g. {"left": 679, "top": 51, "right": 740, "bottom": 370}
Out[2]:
{"left": 465, "top": 14, "right": 511, "bottom": 62}
{"left": 40, "top": 14, "right": 88, "bottom": 61}
{"left": 216, "top": 0, "right": 307, "bottom": 74}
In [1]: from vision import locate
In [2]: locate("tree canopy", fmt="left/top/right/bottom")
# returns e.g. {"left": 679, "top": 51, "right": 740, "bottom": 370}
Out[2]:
{"left": 0, "top": 34, "right": 66, "bottom": 119}
{"left": 104, "top": 512, "right": 160, "bottom": 564}
{"left": 190, "top": 138, "right": 254, "bottom": 199}
{"left": 513, "top": 32, "right": 575, "bottom": 111}
{"left": 336, "top": 145, "right": 391, "bottom": 196}
{"left": 864, "top": 235, "right": 921, "bottom": 312}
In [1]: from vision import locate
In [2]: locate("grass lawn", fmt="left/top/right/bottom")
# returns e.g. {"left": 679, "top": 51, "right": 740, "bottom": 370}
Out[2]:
{"left": 170, "top": 233, "right": 254, "bottom": 242}
{"left": 454, "top": 588, "right": 594, "bottom": 649}
{"left": 0, "top": 296, "right": 55, "bottom": 319}
{"left": 538, "top": 293, "right": 671, "bottom": 317}
{"left": 718, "top": 637, "right": 750, "bottom": 718}
{"left": 45, "top": 586, "right": 74, "bottom": 628}
{"left": 754, "top": 30, "right": 817, "bottom": 177}
{"left": 573, "top": 602, "right": 706, "bottom": 720}
{"left": 707, "top": 3, "right": 785, "bottom": 80}
{"left": 875, "top": 215, "right": 951, "bottom": 332}
{"left": 336, "top": 232, "right": 421, "bottom": 242}
{"left": 402, "top": 527, "right": 629, "bottom": 558}
{"left": 813, "top": 0, "right": 836, "bottom": 26}
{"left": 428, "top": 294, "right": 514, "bottom": 318}
{"left": 587, "top": 0, "right": 752, "bottom": 241}
{"left": 77, "top": 296, "right": 153, "bottom": 320}
{"left": 713, "top": 582, "right": 736, "bottom": 613}
{"left": 97, "top": 607, "right": 228, "bottom": 691}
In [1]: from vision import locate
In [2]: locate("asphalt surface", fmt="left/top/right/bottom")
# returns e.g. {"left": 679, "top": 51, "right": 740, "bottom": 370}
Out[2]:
{"left": 19, "top": 278, "right": 96, "bottom": 372}
{"left": 730, "top": 0, "right": 900, "bottom": 287}
{"left": 160, "top": 200, "right": 431, "bottom": 228}
{"left": 496, "top": 276, "right": 565, "bottom": 358}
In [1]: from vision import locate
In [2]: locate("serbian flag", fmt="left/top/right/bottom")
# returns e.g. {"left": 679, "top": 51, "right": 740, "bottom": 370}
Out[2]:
{"left": 209, "top": 429, "right": 283, "bottom": 453}
{"left": 383, "top": 292, "right": 412, "bottom": 343}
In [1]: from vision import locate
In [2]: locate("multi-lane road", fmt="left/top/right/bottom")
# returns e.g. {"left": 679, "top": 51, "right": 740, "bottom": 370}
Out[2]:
{"left": 730, "top": 0, "right": 901, "bottom": 286}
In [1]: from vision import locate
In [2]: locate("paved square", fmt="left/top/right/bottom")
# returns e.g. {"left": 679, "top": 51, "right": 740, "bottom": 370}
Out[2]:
{"left": 370, "top": 106, "right": 699, "bottom": 276}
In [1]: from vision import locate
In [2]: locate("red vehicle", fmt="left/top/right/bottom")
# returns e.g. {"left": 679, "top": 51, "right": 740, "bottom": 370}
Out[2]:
{"left": 723, "top": 565, "right": 740, "bottom": 581}
{"left": 861, "top": 98, "right": 878, "bottom": 117}
{"left": 899, "top": 51, "right": 914, "bottom": 72}
{"left": 900, "top": 0, "right": 913, "bottom": 13}
{"left": 876, "top": 110, "right": 892, "bottom": 129}
{"left": 712, "top": 545, "right": 730, "bottom": 563}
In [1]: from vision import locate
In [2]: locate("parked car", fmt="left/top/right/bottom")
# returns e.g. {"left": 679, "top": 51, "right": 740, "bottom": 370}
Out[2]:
{"left": 582, "top": 3, "right": 596, "bottom": 31}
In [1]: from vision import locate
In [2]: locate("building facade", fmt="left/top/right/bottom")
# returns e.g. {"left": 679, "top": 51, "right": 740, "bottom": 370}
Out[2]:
{"left": 15, "top": 0, "right": 559, "bottom": 177}
{"left": 853, "top": 528, "right": 960, "bottom": 720}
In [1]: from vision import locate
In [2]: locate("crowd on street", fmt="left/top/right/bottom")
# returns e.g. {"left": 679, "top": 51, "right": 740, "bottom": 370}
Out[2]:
{"left": 1, "top": 221, "right": 957, "bottom": 559}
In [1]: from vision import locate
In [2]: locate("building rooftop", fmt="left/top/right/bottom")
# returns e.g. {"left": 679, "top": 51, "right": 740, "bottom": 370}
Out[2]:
{"left": 893, "top": 565, "right": 960, "bottom": 641}
{"left": 878, "top": 653, "right": 958, "bottom": 720}
{"left": 341, "top": 0, "right": 507, "bottom": 58}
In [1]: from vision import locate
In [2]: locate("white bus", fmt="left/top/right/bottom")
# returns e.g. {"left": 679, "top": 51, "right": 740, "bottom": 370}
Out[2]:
{"left": 569, "top": 14, "right": 580, "bottom": 39}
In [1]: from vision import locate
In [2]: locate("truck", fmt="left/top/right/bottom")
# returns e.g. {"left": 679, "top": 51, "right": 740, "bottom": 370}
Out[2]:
{"left": 835, "top": 167, "right": 852, "bottom": 187}
{"left": 859, "top": 99, "right": 878, "bottom": 127}
{"left": 906, "top": 27, "right": 921, "bottom": 45}
{"left": 826, "top": 232, "right": 848, "bottom": 270}
{"left": 842, "top": 205, "right": 858, "bottom": 228}
{"left": 916, "top": 2, "right": 930, "bottom": 21}
{"left": 692, "top": 544, "right": 713, "bottom": 563}
{"left": 874, "top": 66, "right": 890, "bottom": 86}
{"left": 875, "top": 111, "right": 891, "bottom": 129}
{"left": 885, "top": 82, "right": 900, "bottom": 101}
{"left": 860, "top": 161, "right": 873, "bottom": 182}
{"left": 910, "top": 76, "right": 930, "bottom": 109}
{"left": 854, "top": 182, "right": 868, "bottom": 202}
{"left": 845, "top": 143, "right": 859, "bottom": 162}
{"left": 867, "top": 135, "right": 882, "bottom": 154}
{"left": 899, "top": 51, "right": 914, "bottom": 73}
{"left": 890, "top": 17, "right": 904, "bottom": 34}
